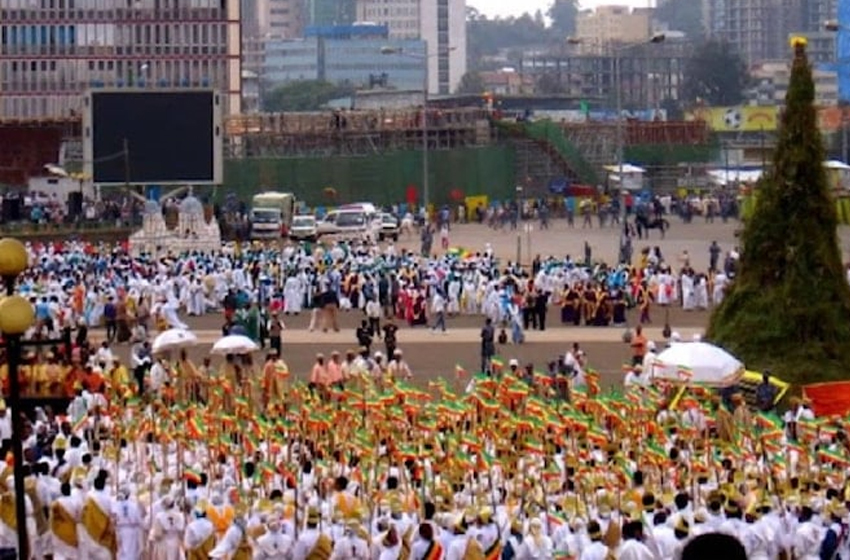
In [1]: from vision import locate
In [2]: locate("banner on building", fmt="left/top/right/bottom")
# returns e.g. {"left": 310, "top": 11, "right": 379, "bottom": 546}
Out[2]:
{"left": 817, "top": 106, "right": 850, "bottom": 132}
{"left": 686, "top": 105, "right": 779, "bottom": 132}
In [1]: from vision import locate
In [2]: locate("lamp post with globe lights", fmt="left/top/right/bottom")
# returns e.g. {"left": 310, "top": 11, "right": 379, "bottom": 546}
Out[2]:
{"left": 0, "top": 238, "right": 71, "bottom": 559}
{"left": 567, "top": 34, "right": 665, "bottom": 194}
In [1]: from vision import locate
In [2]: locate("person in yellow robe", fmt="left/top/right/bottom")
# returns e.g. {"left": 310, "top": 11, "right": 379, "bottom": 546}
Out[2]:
{"left": 331, "top": 476, "right": 361, "bottom": 520}
{"left": 51, "top": 482, "right": 81, "bottom": 559}
{"left": 207, "top": 493, "right": 235, "bottom": 541}
{"left": 184, "top": 503, "right": 216, "bottom": 560}
{"left": 79, "top": 473, "right": 117, "bottom": 560}
{"left": 109, "top": 358, "right": 131, "bottom": 399}
{"left": 262, "top": 352, "right": 290, "bottom": 410}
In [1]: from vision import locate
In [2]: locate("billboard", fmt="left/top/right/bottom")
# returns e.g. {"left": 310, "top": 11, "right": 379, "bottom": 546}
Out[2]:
{"left": 83, "top": 89, "right": 223, "bottom": 186}
{"left": 686, "top": 105, "right": 779, "bottom": 132}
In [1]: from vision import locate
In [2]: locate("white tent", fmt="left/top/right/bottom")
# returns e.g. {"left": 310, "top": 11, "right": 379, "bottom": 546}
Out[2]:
{"left": 706, "top": 169, "right": 763, "bottom": 187}
{"left": 604, "top": 164, "right": 646, "bottom": 190}
{"left": 650, "top": 341, "right": 744, "bottom": 387}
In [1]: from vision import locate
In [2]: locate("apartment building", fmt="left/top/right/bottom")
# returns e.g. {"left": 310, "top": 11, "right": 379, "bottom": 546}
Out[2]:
{"left": 0, "top": 0, "right": 242, "bottom": 120}
{"left": 751, "top": 58, "right": 838, "bottom": 104}
{"left": 702, "top": 0, "right": 806, "bottom": 65}
{"left": 305, "top": 0, "right": 356, "bottom": 26}
{"left": 575, "top": 5, "right": 652, "bottom": 48}
{"left": 521, "top": 38, "right": 693, "bottom": 109}
{"left": 264, "top": 25, "right": 426, "bottom": 91}
{"left": 266, "top": 0, "right": 304, "bottom": 38}
{"left": 356, "top": 0, "right": 466, "bottom": 94}
{"left": 803, "top": 0, "right": 837, "bottom": 32}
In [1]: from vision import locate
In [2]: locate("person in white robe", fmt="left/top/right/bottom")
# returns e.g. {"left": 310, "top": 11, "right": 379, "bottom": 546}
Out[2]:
{"left": 113, "top": 487, "right": 145, "bottom": 560}
{"left": 579, "top": 520, "right": 610, "bottom": 560}
{"left": 149, "top": 495, "right": 186, "bottom": 560}
{"left": 519, "top": 518, "right": 553, "bottom": 558}
{"left": 77, "top": 475, "right": 115, "bottom": 560}
{"left": 184, "top": 504, "right": 216, "bottom": 557}
{"left": 254, "top": 517, "right": 294, "bottom": 559}
{"left": 656, "top": 271, "right": 670, "bottom": 306}
{"left": 447, "top": 277, "right": 461, "bottom": 315}
{"left": 283, "top": 275, "right": 303, "bottom": 314}
{"left": 713, "top": 272, "right": 728, "bottom": 305}
{"left": 210, "top": 516, "right": 249, "bottom": 559}
{"left": 694, "top": 275, "right": 709, "bottom": 310}
{"left": 681, "top": 273, "right": 696, "bottom": 311}
{"left": 188, "top": 278, "right": 206, "bottom": 316}
{"left": 50, "top": 482, "right": 82, "bottom": 560}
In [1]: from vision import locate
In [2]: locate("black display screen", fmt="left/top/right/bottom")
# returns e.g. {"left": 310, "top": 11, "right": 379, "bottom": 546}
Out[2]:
{"left": 90, "top": 90, "right": 217, "bottom": 184}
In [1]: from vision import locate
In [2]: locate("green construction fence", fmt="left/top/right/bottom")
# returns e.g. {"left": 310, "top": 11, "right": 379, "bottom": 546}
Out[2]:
{"left": 221, "top": 146, "right": 516, "bottom": 206}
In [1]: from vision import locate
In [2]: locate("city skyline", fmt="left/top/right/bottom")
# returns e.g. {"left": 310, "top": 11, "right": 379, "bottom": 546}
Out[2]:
{"left": 468, "top": 0, "right": 649, "bottom": 19}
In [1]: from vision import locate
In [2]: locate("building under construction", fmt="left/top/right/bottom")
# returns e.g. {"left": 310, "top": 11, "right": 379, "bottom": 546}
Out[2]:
{"left": 1, "top": 107, "right": 716, "bottom": 199}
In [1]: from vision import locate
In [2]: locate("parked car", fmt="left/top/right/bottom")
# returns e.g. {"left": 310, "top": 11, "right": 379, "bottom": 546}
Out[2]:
{"left": 316, "top": 209, "right": 380, "bottom": 240}
{"left": 289, "top": 214, "right": 317, "bottom": 242}
{"left": 378, "top": 213, "right": 400, "bottom": 241}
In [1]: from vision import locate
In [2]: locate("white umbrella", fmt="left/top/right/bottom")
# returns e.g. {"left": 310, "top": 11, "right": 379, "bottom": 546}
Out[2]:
{"left": 152, "top": 328, "right": 198, "bottom": 354}
{"left": 211, "top": 334, "right": 259, "bottom": 356}
{"left": 650, "top": 341, "right": 744, "bottom": 387}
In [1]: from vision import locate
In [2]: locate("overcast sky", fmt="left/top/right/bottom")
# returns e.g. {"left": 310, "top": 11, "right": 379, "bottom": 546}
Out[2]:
{"left": 468, "top": 0, "right": 649, "bottom": 19}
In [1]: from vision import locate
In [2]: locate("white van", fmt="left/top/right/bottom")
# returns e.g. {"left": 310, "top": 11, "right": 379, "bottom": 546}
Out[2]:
{"left": 317, "top": 207, "right": 381, "bottom": 240}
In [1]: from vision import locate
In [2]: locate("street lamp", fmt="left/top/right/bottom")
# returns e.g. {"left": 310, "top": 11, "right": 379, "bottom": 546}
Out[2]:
{"left": 380, "top": 45, "right": 456, "bottom": 218}
{"left": 613, "top": 34, "right": 665, "bottom": 194}
{"left": 825, "top": 19, "right": 841, "bottom": 32}
{"left": 0, "top": 238, "right": 71, "bottom": 560}
{"left": 0, "top": 238, "right": 33, "bottom": 560}
{"left": 564, "top": 34, "right": 664, "bottom": 193}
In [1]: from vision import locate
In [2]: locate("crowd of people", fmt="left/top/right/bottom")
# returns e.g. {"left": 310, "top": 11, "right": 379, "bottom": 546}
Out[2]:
{"left": 0, "top": 233, "right": 743, "bottom": 406}
{"left": 1, "top": 227, "right": 832, "bottom": 560}
{"left": 0, "top": 333, "right": 842, "bottom": 560}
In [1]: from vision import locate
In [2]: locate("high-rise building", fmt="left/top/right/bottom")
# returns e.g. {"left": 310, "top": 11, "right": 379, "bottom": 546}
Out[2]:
{"left": 0, "top": 0, "right": 242, "bottom": 120}
{"left": 575, "top": 5, "right": 653, "bottom": 48}
{"left": 263, "top": 25, "right": 426, "bottom": 90}
{"left": 803, "top": 0, "right": 837, "bottom": 32}
{"left": 305, "top": 0, "right": 356, "bottom": 26}
{"left": 702, "top": 0, "right": 806, "bottom": 65}
{"left": 356, "top": 0, "right": 466, "bottom": 94}
{"left": 266, "top": 0, "right": 305, "bottom": 38}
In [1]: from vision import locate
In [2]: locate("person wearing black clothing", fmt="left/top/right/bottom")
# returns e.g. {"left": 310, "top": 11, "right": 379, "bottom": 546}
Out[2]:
{"left": 480, "top": 318, "right": 495, "bottom": 374}
{"left": 522, "top": 291, "right": 536, "bottom": 331}
{"left": 534, "top": 290, "right": 548, "bottom": 331}
{"left": 75, "top": 320, "right": 88, "bottom": 347}
{"left": 383, "top": 320, "right": 398, "bottom": 358}
{"left": 378, "top": 274, "right": 390, "bottom": 316}
{"left": 321, "top": 287, "right": 340, "bottom": 332}
{"left": 755, "top": 372, "right": 777, "bottom": 412}
{"left": 223, "top": 289, "right": 237, "bottom": 322}
{"left": 356, "top": 320, "right": 373, "bottom": 353}
{"left": 103, "top": 297, "right": 117, "bottom": 343}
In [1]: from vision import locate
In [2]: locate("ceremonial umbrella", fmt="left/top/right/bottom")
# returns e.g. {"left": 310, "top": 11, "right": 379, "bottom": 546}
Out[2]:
{"left": 151, "top": 328, "right": 198, "bottom": 354}
{"left": 211, "top": 334, "right": 259, "bottom": 356}
{"left": 650, "top": 341, "right": 744, "bottom": 387}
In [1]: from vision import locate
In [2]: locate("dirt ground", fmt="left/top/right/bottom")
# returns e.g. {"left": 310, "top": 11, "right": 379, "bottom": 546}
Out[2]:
{"left": 101, "top": 218, "right": 850, "bottom": 388}
{"left": 107, "top": 305, "right": 709, "bottom": 387}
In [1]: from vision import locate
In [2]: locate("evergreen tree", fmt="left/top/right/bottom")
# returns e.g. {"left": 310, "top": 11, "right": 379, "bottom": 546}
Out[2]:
{"left": 707, "top": 37, "right": 850, "bottom": 384}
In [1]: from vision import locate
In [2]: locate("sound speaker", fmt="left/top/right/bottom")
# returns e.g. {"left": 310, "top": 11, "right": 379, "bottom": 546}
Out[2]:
{"left": 2, "top": 198, "right": 21, "bottom": 222}
{"left": 68, "top": 191, "right": 83, "bottom": 218}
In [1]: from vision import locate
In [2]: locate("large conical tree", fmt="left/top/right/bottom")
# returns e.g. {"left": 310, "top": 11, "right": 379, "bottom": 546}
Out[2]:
{"left": 707, "top": 37, "right": 850, "bottom": 384}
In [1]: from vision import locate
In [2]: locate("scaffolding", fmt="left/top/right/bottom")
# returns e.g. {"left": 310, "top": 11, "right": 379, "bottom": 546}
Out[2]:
{"left": 0, "top": 108, "right": 495, "bottom": 185}
{"left": 223, "top": 108, "right": 494, "bottom": 158}
{"left": 559, "top": 120, "right": 715, "bottom": 191}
